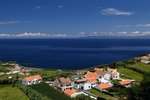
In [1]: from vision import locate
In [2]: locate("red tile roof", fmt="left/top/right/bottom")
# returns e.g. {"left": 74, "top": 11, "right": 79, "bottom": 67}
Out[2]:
{"left": 98, "top": 83, "right": 113, "bottom": 89}
{"left": 64, "top": 89, "right": 76, "bottom": 96}
{"left": 25, "top": 75, "right": 42, "bottom": 81}
{"left": 85, "top": 72, "right": 99, "bottom": 83}
{"left": 87, "top": 77, "right": 98, "bottom": 83}
{"left": 141, "top": 56, "right": 149, "bottom": 59}
{"left": 85, "top": 72, "right": 99, "bottom": 78}
{"left": 119, "top": 80, "right": 132, "bottom": 85}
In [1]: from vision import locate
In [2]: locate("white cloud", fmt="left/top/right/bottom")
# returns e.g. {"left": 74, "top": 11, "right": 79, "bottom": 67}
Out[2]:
{"left": 58, "top": 5, "right": 64, "bottom": 9}
{"left": 117, "top": 25, "right": 132, "bottom": 27}
{"left": 0, "top": 21, "right": 31, "bottom": 25}
{"left": 131, "top": 31, "right": 140, "bottom": 34}
{"left": 145, "top": 24, "right": 150, "bottom": 27}
{"left": 117, "top": 31, "right": 128, "bottom": 34}
{"left": 136, "top": 24, "right": 150, "bottom": 27}
{"left": 1, "top": 31, "right": 150, "bottom": 38}
{"left": 35, "top": 6, "right": 42, "bottom": 9}
{"left": 101, "top": 8, "right": 134, "bottom": 16}
{"left": 0, "top": 21, "right": 21, "bottom": 25}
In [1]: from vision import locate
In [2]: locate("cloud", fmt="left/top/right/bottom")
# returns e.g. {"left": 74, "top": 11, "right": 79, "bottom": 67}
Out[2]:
{"left": 0, "top": 21, "right": 21, "bottom": 25}
{"left": 0, "top": 21, "right": 31, "bottom": 25}
{"left": 58, "top": 5, "right": 64, "bottom": 9}
{"left": 136, "top": 24, "right": 150, "bottom": 27}
{"left": 101, "top": 8, "right": 134, "bottom": 16}
{"left": 35, "top": 6, "right": 42, "bottom": 9}
{"left": 117, "top": 25, "right": 132, "bottom": 27}
{"left": 117, "top": 24, "right": 150, "bottom": 27}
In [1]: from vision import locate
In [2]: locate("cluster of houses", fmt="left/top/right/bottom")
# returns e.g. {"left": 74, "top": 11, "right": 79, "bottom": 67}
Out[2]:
{"left": 22, "top": 67, "right": 134, "bottom": 99}
{"left": 140, "top": 54, "right": 150, "bottom": 64}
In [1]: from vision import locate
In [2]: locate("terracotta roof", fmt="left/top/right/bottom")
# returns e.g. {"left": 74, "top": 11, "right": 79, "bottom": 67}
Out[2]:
{"left": 119, "top": 80, "right": 132, "bottom": 85}
{"left": 76, "top": 79, "right": 87, "bottom": 83}
{"left": 85, "top": 72, "right": 99, "bottom": 78}
{"left": 98, "top": 83, "right": 113, "bottom": 89}
{"left": 87, "top": 77, "right": 98, "bottom": 83}
{"left": 141, "top": 56, "right": 149, "bottom": 59}
{"left": 107, "top": 68, "right": 116, "bottom": 71}
{"left": 25, "top": 75, "right": 42, "bottom": 81}
{"left": 64, "top": 89, "right": 76, "bottom": 96}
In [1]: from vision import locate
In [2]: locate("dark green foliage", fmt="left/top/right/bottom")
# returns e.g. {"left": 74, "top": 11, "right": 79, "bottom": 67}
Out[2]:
{"left": 72, "top": 95, "right": 93, "bottom": 100}
{"left": 140, "top": 72, "right": 150, "bottom": 99}
{"left": 97, "top": 97, "right": 106, "bottom": 100}
{"left": 30, "top": 83, "right": 71, "bottom": 100}
{"left": 16, "top": 84, "right": 49, "bottom": 100}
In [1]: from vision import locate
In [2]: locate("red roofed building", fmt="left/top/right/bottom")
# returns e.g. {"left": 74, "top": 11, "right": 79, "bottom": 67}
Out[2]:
{"left": 22, "top": 75, "right": 42, "bottom": 85}
{"left": 95, "top": 83, "right": 113, "bottom": 92}
{"left": 140, "top": 56, "right": 149, "bottom": 60}
{"left": 119, "top": 80, "right": 133, "bottom": 87}
{"left": 107, "top": 68, "right": 120, "bottom": 80}
{"left": 74, "top": 79, "right": 91, "bottom": 90}
{"left": 64, "top": 89, "right": 80, "bottom": 98}
{"left": 85, "top": 72, "right": 99, "bottom": 87}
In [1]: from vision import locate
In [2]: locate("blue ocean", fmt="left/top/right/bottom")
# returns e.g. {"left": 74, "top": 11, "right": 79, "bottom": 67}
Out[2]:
{"left": 0, "top": 38, "right": 150, "bottom": 70}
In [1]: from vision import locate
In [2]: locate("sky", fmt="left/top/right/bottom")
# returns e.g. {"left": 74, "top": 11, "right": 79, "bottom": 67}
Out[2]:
{"left": 0, "top": 0, "right": 150, "bottom": 37}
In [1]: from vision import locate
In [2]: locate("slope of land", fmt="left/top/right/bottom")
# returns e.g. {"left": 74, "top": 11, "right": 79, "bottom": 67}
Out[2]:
{"left": 0, "top": 85, "right": 29, "bottom": 100}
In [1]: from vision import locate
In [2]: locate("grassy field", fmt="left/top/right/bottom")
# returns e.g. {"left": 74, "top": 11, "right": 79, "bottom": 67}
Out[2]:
{"left": 88, "top": 89, "right": 118, "bottom": 100}
{"left": 0, "top": 85, "right": 29, "bottom": 100}
{"left": 118, "top": 67, "right": 143, "bottom": 81}
{"left": 128, "top": 63, "right": 150, "bottom": 72}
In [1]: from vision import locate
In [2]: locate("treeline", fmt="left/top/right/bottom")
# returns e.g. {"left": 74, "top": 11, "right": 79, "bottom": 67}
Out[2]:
{"left": 30, "top": 83, "right": 71, "bottom": 100}
{"left": 95, "top": 59, "right": 136, "bottom": 69}
{"left": 16, "top": 83, "right": 49, "bottom": 100}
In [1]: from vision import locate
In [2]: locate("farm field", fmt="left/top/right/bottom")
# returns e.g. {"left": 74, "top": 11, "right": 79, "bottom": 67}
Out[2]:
{"left": 0, "top": 85, "right": 29, "bottom": 100}
{"left": 118, "top": 67, "right": 143, "bottom": 81}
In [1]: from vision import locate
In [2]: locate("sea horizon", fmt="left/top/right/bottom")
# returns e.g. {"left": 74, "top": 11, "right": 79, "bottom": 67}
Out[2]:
{"left": 0, "top": 38, "right": 149, "bottom": 70}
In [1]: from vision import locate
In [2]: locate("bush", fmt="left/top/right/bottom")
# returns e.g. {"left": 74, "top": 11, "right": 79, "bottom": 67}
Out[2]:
{"left": 16, "top": 83, "right": 49, "bottom": 100}
{"left": 30, "top": 83, "right": 71, "bottom": 100}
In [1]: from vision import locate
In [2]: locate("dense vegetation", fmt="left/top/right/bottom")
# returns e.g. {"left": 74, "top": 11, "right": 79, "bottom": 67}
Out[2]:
{"left": 16, "top": 83, "right": 49, "bottom": 100}
{"left": 30, "top": 83, "right": 71, "bottom": 100}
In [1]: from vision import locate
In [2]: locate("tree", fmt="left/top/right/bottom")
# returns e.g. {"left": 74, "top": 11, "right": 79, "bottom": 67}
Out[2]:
{"left": 140, "top": 72, "right": 150, "bottom": 99}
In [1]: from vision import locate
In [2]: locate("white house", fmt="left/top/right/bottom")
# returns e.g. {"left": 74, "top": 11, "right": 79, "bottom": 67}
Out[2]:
{"left": 97, "top": 71, "right": 111, "bottom": 83}
{"left": 84, "top": 72, "right": 99, "bottom": 87}
{"left": 22, "top": 75, "right": 42, "bottom": 85}
{"left": 74, "top": 79, "right": 91, "bottom": 90}
{"left": 107, "top": 68, "right": 120, "bottom": 80}
{"left": 99, "top": 77, "right": 110, "bottom": 84}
